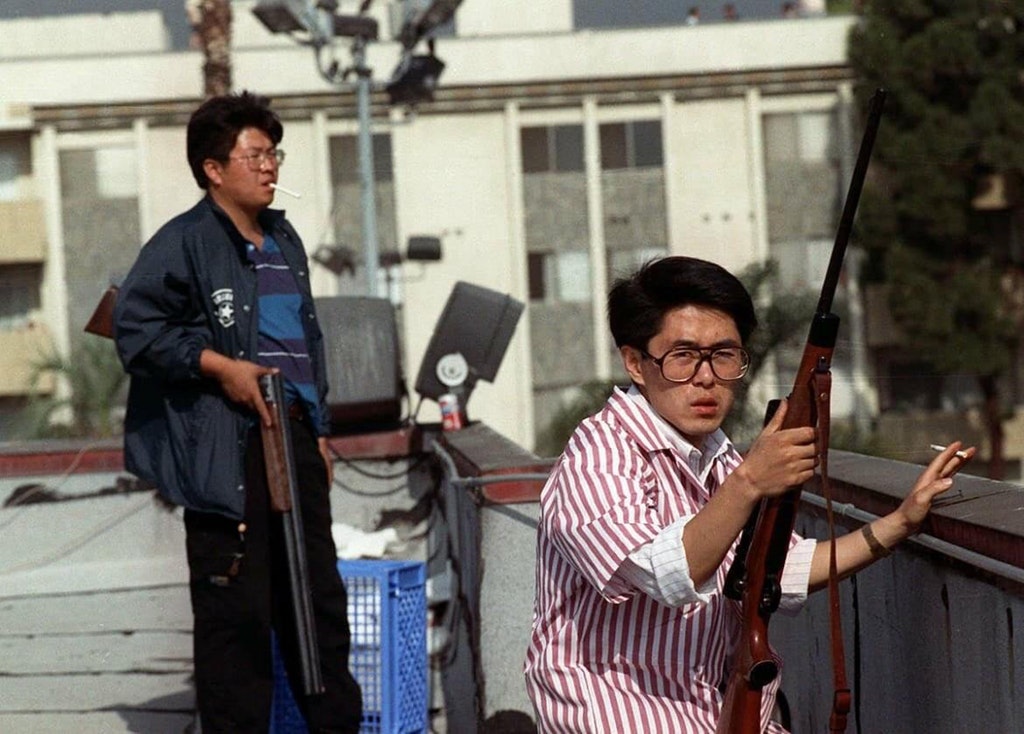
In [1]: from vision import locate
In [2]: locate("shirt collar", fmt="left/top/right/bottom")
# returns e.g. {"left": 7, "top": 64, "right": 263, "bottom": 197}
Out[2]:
{"left": 624, "top": 384, "right": 733, "bottom": 485}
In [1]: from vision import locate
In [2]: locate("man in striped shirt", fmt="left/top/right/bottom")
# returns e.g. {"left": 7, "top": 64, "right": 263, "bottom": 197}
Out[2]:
{"left": 524, "top": 256, "right": 972, "bottom": 732}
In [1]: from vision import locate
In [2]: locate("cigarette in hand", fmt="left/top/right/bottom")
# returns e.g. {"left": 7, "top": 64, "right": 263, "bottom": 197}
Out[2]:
{"left": 930, "top": 444, "right": 969, "bottom": 460}
{"left": 270, "top": 182, "right": 302, "bottom": 198}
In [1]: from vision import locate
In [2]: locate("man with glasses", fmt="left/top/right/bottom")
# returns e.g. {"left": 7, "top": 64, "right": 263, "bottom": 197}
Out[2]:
{"left": 525, "top": 255, "right": 972, "bottom": 732}
{"left": 114, "top": 91, "right": 361, "bottom": 733}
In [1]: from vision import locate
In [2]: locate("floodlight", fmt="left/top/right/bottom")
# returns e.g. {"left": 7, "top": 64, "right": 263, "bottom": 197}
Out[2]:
{"left": 397, "top": 0, "right": 462, "bottom": 50}
{"left": 312, "top": 245, "right": 357, "bottom": 275}
{"left": 333, "top": 14, "right": 379, "bottom": 40}
{"left": 406, "top": 236, "right": 442, "bottom": 261}
{"left": 253, "top": 0, "right": 334, "bottom": 46}
{"left": 386, "top": 53, "right": 445, "bottom": 106}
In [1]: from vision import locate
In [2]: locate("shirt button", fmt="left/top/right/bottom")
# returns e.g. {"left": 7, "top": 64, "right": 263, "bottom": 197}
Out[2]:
{"left": 236, "top": 484, "right": 244, "bottom": 492}
{"left": 237, "top": 350, "right": 245, "bottom": 357}
{"left": 298, "top": 270, "right": 306, "bottom": 277}
{"left": 243, "top": 305, "right": 251, "bottom": 312}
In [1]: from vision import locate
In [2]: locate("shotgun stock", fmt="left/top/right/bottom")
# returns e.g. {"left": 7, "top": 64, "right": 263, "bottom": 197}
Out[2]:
{"left": 259, "top": 371, "right": 325, "bottom": 696}
{"left": 716, "top": 89, "right": 886, "bottom": 734}
{"left": 84, "top": 285, "right": 119, "bottom": 339}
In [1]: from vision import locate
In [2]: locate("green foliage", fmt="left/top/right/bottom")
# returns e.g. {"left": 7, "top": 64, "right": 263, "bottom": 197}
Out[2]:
{"left": 534, "top": 380, "right": 617, "bottom": 457}
{"left": 725, "top": 261, "right": 818, "bottom": 441}
{"left": 19, "top": 337, "right": 127, "bottom": 439}
{"left": 886, "top": 245, "right": 1017, "bottom": 377}
{"left": 848, "top": 1, "right": 1024, "bottom": 374}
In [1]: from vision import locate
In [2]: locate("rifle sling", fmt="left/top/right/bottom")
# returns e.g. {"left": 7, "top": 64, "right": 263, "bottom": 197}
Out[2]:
{"left": 813, "top": 368, "right": 851, "bottom": 733}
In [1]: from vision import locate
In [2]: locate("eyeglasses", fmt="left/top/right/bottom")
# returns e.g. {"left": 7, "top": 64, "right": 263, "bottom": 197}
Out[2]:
{"left": 641, "top": 345, "right": 750, "bottom": 384}
{"left": 229, "top": 148, "right": 286, "bottom": 171}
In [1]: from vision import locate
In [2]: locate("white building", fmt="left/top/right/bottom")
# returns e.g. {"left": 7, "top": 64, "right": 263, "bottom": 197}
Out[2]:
{"left": 0, "top": 1, "right": 867, "bottom": 452}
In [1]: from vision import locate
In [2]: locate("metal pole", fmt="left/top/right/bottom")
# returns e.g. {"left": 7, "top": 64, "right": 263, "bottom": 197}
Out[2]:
{"left": 353, "top": 35, "right": 381, "bottom": 297}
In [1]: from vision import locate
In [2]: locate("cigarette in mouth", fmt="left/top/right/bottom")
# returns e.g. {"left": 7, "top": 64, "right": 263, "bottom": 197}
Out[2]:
{"left": 270, "top": 182, "right": 302, "bottom": 198}
{"left": 930, "top": 444, "right": 969, "bottom": 459}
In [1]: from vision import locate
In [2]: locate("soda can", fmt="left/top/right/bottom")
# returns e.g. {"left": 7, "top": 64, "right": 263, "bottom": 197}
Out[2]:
{"left": 439, "top": 392, "right": 463, "bottom": 431}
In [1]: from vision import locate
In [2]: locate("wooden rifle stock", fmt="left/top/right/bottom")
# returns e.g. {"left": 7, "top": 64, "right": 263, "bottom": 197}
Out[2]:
{"left": 716, "top": 89, "right": 886, "bottom": 734}
{"left": 84, "top": 285, "right": 119, "bottom": 339}
{"left": 259, "top": 372, "right": 326, "bottom": 696}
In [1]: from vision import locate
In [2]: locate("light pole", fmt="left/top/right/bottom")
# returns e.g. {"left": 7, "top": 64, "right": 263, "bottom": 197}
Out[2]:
{"left": 252, "top": 0, "right": 457, "bottom": 297}
{"left": 253, "top": 1, "right": 382, "bottom": 296}
{"left": 351, "top": 33, "right": 380, "bottom": 297}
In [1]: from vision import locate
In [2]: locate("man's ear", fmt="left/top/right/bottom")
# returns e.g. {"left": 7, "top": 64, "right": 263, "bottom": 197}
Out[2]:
{"left": 621, "top": 345, "right": 646, "bottom": 387}
{"left": 203, "top": 159, "right": 223, "bottom": 188}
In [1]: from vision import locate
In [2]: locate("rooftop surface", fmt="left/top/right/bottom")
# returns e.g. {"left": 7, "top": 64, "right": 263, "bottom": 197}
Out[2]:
{"left": 0, "top": 433, "right": 445, "bottom": 734}
{"left": 0, "top": 469, "right": 195, "bottom": 733}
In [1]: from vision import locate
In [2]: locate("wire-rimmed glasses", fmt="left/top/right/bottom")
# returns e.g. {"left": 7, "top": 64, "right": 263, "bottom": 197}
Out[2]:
{"left": 230, "top": 148, "right": 286, "bottom": 171}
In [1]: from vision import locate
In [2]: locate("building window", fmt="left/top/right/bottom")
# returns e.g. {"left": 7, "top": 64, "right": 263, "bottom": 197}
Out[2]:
{"left": 600, "top": 118, "right": 668, "bottom": 289}
{"left": 599, "top": 120, "right": 663, "bottom": 170}
{"left": 0, "top": 135, "right": 29, "bottom": 202}
{"left": 763, "top": 110, "right": 842, "bottom": 292}
{"left": 0, "top": 264, "right": 41, "bottom": 331}
{"left": 328, "top": 133, "right": 399, "bottom": 291}
{"left": 58, "top": 142, "right": 141, "bottom": 337}
{"left": 527, "top": 250, "right": 593, "bottom": 304}
{"left": 520, "top": 125, "right": 585, "bottom": 173}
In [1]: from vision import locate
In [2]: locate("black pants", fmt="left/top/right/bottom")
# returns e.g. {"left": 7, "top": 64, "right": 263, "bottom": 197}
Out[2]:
{"left": 185, "top": 417, "right": 362, "bottom": 733}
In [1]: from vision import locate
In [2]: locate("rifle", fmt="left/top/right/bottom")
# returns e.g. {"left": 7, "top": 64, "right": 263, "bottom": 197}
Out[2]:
{"left": 84, "top": 285, "right": 119, "bottom": 339}
{"left": 716, "top": 88, "right": 886, "bottom": 734}
{"left": 259, "top": 371, "right": 326, "bottom": 696}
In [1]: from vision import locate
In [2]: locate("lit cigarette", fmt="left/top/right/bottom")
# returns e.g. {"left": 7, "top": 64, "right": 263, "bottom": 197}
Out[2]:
{"left": 930, "top": 444, "right": 969, "bottom": 459}
{"left": 270, "top": 182, "right": 302, "bottom": 198}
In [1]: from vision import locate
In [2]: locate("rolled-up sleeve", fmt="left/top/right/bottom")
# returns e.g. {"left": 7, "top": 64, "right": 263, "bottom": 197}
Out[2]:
{"left": 777, "top": 537, "right": 816, "bottom": 613}
{"left": 617, "top": 516, "right": 716, "bottom": 607}
{"left": 619, "top": 522, "right": 817, "bottom": 611}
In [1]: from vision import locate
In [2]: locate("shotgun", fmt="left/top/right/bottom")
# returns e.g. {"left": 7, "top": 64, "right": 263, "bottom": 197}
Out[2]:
{"left": 716, "top": 88, "right": 886, "bottom": 734}
{"left": 259, "top": 371, "right": 326, "bottom": 696}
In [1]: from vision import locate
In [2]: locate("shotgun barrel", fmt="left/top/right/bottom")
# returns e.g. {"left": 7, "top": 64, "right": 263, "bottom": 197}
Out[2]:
{"left": 259, "top": 371, "right": 325, "bottom": 696}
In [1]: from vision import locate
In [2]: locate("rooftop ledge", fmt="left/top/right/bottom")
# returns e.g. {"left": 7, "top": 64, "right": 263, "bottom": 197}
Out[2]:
{"left": 1, "top": 425, "right": 1020, "bottom": 580}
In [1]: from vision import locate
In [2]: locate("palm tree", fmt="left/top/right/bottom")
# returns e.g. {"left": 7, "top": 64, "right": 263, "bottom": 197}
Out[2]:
{"left": 186, "top": 0, "right": 233, "bottom": 97}
{"left": 21, "top": 337, "right": 128, "bottom": 439}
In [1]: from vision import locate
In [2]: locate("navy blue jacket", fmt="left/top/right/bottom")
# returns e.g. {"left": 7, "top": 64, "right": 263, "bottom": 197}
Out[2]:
{"left": 114, "top": 196, "right": 329, "bottom": 519}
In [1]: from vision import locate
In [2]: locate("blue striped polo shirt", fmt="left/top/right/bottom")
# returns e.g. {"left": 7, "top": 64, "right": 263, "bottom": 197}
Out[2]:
{"left": 247, "top": 233, "right": 321, "bottom": 431}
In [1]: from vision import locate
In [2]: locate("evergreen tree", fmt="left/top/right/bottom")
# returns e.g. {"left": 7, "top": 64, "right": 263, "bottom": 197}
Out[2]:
{"left": 848, "top": 1, "right": 1024, "bottom": 478}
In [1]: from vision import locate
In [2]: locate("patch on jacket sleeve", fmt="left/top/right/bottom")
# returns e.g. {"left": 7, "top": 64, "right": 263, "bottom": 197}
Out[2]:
{"left": 211, "top": 288, "right": 236, "bottom": 328}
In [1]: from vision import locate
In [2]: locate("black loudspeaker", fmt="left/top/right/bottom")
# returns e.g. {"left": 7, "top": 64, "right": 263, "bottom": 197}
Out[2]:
{"left": 315, "top": 296, "right": 405, "bottom": 433}
{"left": 414, "top": 282, "right": 524, "bottom": 405}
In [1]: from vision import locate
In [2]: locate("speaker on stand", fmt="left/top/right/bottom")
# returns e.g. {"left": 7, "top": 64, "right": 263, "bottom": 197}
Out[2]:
{"left": 315, "top": 296, "right": 406, "bottom": 434}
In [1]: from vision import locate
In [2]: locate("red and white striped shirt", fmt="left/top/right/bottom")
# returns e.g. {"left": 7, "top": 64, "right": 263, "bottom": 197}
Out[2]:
{"left": 524, "top": 387, "right": 815, "bottom": 733}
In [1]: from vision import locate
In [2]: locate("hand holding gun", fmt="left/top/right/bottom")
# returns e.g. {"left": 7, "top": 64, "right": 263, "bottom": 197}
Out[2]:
{"left": 259, "top": 371, "right": 325, "bottom": 696}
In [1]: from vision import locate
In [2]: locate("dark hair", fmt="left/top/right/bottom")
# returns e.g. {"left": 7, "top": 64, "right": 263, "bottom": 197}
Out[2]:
{"left": 186, "top": 90, "right": 283, "bottom": 189}
{"left": 608, "top": 256, "right": 757, "bottom": 351}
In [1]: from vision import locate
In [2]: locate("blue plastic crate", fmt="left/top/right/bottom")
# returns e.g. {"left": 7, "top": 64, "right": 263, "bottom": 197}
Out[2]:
{"left": 270, "top": 558, "right": 428, "bottom": 734}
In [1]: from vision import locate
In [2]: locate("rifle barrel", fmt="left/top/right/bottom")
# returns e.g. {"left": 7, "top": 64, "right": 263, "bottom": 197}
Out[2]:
{"left": 816, "top": 88, "right": 887, "bottom": 315}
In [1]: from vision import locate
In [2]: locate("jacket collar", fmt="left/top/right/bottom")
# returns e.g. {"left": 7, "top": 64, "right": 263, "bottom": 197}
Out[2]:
{"left": 201, "top": 195, "right": 286, "bottom": 250}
